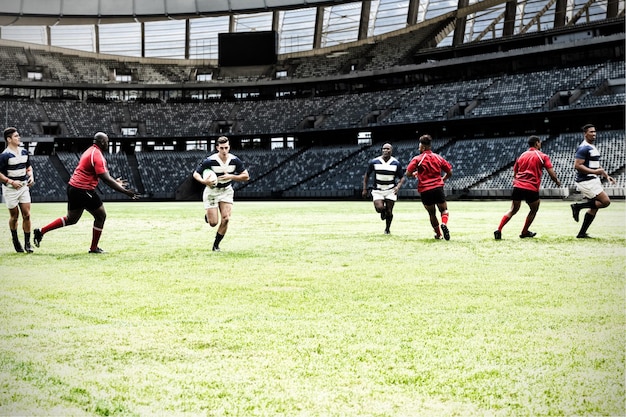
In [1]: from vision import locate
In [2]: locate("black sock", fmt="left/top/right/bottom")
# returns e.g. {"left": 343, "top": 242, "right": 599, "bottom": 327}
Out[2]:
{"left": 574, "top": 198, "right": 596, "bottom": 210}
{"left": 24, "top": 232, "right": 31, "bottom": 245}
{"left": 213, "top": 233, "right": 224, "bottom": 248}
{"left": 11, "top": 229, "right": 19, "bottom": 241}
{"left": 385, "top": 214, "right": 393, "bottom": 230}
{"left": 578, "top": 212, "right": 595, "bottom": 236}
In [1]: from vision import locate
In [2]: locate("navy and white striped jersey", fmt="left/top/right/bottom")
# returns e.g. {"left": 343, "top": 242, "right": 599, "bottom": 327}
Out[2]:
{"left": 196, "top": 153, "right": 246, "bottom": 189}
{"left": 0, "top": 147, "right": 30, "bottom": 183}
{"left": 574, "top": 140, "right": 601, "bottom": 182}
{"left": 366, "top": 156, "right": 403, "bottom": 191}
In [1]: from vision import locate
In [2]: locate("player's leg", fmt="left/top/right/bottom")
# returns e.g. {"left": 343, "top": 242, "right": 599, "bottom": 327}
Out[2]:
{"left": 424, "top": 203, "right": 441, "bottom": 239}
{"left": 593, "top": 190, "right": 611, "bottom": 210}
{"left": 437, "top": 201, "right": 450, "bottom": 241}
{"left": 19, "top": 202, "right": 33, "bottom": 252}
{"left": 212, "top": 202, "right": 232, "bottom": 251}
{"left": 495, "top": 190, "right": 522, "bottom": 239}
{"left": 520, "top": 198, "right": 539, "bottom": 238}
{"left": 371, "top": 190, "right": 386, "bottom": 220}
{"left": 86, "top": 203, "right": 107, "bottom": 253}
{"left": 35, "top": 185, "right": 88, "bottom": 247}
{"left": 203, "top": 186, "right": 220, "bottom": 227}
{"left": 205, "top": 207, "right": 219, "bottom": 227}
{"left": 375, "top": 199, "right": 386, "bottom": 219}
{"left": 577, "top": 190, "right": 609, "bottom": 238}
{"left": 571, "top": 179, "right": 606, "bottom": 225}
{"left": 384, "top": 199, "right": 394, "bottom": 234}
{"left": 8, "top": 205, "right": 24, "bottom": 252}
{"left": 34, "top": 206, "right": 84, "bottom": 247}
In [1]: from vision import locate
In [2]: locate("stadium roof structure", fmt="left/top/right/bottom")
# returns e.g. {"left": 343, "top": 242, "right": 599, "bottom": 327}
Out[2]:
{"left": 0, "top": 0, "right": 358, "bottom": 25}
{"left": 0, "top": 0, "right": 622, "bottom": 59}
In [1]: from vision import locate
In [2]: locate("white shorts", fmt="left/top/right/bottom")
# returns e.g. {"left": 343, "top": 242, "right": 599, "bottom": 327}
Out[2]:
{"left": 575, "top": 177, "right": 604, "bottom": 200}
{"left": 2, "top": 182, "right": 31, "bottom": 209}
{"left": 203, "top": 185, "right": 234, "bottom": 209}
{"left": 371, "top": 188, "right": 398, "bottom": 202}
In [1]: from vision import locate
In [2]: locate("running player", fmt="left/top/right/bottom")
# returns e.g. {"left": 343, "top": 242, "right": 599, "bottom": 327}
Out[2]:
{"left": 405, "top": 134, "right": 453, "bottom": 240}
{"left": 362, "top": 142, "right": 405, "bottom": 234}
{"left": 34, "top": 132, "right": 139, "bottom": 253}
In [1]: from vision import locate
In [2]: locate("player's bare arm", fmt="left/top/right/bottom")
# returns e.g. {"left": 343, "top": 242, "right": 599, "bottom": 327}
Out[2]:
{"left": 574, "top": 158, "right": 615, "bottom": 183}
{"left": 99, "top": 172, "right": 140, "bottom": 199}
{"left": 222, "top": 170, "right": 250, "bottom": 182}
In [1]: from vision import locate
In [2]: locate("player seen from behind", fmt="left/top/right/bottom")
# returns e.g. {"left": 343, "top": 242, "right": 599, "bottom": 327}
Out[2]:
{"left": 405, "top": 134, "right": 453, "bottom": 240}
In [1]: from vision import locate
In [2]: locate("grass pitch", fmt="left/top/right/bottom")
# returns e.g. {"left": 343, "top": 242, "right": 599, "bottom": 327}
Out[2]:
{"left": 0, "top": 200, "right": 624, "bottom": 416}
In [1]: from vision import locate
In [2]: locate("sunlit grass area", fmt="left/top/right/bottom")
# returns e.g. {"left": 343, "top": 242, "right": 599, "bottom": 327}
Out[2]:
{"left": 0, "top": 200, "right": 624, "bottom": 416}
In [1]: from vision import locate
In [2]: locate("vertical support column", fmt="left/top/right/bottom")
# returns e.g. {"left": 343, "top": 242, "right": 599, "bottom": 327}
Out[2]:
{"left": 313, "top": 7, "right": 324, "bottom": 49}
{"left": 358, "top": 0, "right": 371, "bottom": 40}
{"left": 502, "top": 0, "right": 517, "bottom": 37}
{"left": 452, "top": 0, "right": 469, "bottom": 46}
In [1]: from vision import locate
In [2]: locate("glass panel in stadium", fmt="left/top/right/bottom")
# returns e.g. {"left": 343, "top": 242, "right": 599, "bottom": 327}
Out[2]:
{"left": 424, "top": 0, "right": 458, "bottom": 20}
{"left": 50, "top": 26, "right": 94, "bottom": 52}
{"left": 371, "top": 0, "right": 410, "bottom": 36}
{"left": 467, "top": 7, "right": 507, "bottom": 41}
{"left": 1, "top": 25, "right": 47, "bottom": 45}
{"left": 189, "top": 16, "right": 230, "bottom": 60}
{"left": 234, "top": 12, "right": 273, "bottom": 32}
{"left": 520, "top": 0, "right": 556, "bottom": 33}
{"left": 0, "top": 1, "right": 622, "bottom": 57}
{"left": 278, "top": 8, "right": 316, "bottom": 53}
{"left": 145, "top": 20, "right": 186, "bottom": 59}
{"left": 322, "top": 2, "right": 362, "bottom": 47}
{"left": 99, "top": 23, "right": 142, "bottom": 57}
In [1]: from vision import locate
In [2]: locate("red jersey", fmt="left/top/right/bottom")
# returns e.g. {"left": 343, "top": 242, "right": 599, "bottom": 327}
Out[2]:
{"left": 513, "top": 148, "right": 553, "bottom": 192}
{"left": 68, "top": 145, "right": 108, "bottom": 190}
{"left": 407, "top": 150, "right": 452, "bottom": 193}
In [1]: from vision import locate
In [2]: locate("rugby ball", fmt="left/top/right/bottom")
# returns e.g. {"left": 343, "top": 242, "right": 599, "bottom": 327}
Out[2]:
{"left": 202, "top": 168, "right": 217, "bottom": 186}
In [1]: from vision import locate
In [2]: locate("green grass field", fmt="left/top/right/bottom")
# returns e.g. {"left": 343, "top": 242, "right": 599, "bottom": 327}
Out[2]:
{"left": 1, "top": 200, "right": 624, "bottom": 416}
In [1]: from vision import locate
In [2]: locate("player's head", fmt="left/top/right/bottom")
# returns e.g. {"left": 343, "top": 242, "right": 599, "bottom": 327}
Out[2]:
{"left": 94, "top": 132, "right": 109, "bottom": 151}
{"left": 581, "top": 124, "right": 596, "bottom": 143}
{"left": 528, "top": 135, "right": 541, "bottom": 149}
{"left": 582, "top": 123, "right": 595, "bottom": 133}
{"left": 215, "top": 136, "right": 230, "bottom": 153}
{"left": 3, "top": 127, "right": 18, "bottom": 142}
{"left": 382, "top": 143, "right": 392, "bottom": 154}
{"left": 419, "top": 134, "right": 432, "bottom": 152}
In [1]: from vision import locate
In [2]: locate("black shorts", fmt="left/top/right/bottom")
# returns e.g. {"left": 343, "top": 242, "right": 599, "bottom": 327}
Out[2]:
{"left": 67, "top": 185, "right": 103, "bottom": 212}
{"left": 420, "top": 187, "right": 446, "bottom": 206}
{"left": 511, "top": 187, "right": 540, "bottom": 204}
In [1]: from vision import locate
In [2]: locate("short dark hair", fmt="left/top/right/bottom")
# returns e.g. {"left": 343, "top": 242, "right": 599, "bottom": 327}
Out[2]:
{"left": 216, "top": 136, "right": 229, "bottom": 147}
{"left": 3, "top": 127, "right": 17, "bottom": 141}
{"left": 582, "top": 124, "right": 595, "bottom": 132}
{"left": 419, "top": 134, "right": 432, "bottom": 147}
{"left": 93, "top": 131, "right": 108, "bottom": 145}
{"left": 527, "top": 135, "right": 540, "bottom": 147}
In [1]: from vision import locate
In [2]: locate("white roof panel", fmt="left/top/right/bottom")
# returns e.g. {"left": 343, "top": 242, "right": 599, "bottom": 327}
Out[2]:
{"left": 0, "top": 0, "right": 361, "bottom": 25}
{"left": 99, "top": 0, "right": 135, "bottom": 17}
{"left": 22, "top": 0, "right": 61, "bottom": 15}
{"left": 62, "top": 0, "right": 100, "bottom": 15}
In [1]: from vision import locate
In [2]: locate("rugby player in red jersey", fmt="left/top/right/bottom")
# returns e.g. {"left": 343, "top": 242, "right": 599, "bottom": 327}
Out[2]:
{"left": 494, "top": 135, "right": 561, "bottom": 240}
{"left": 406, "top": 134, "right": 453, "bottom": 240}
{"left": 34, "top": 132, "right": 139, "bottom": 253}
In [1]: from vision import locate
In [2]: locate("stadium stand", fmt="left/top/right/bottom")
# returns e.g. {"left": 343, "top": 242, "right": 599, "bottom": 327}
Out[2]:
{"left": 26, "top": 130, "right": 623, "bottom": 202}
{"left": 0, "top": 16, "right": 623, "bottom": 202}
